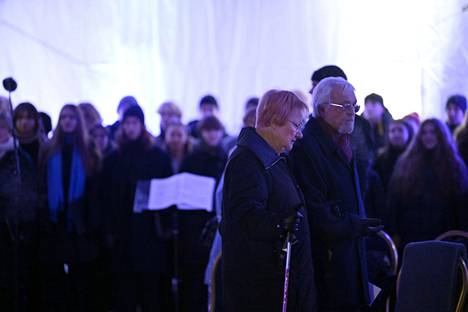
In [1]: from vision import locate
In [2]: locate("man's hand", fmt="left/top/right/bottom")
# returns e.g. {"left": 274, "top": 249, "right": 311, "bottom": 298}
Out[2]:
{"left": 359, "top": 218, "right": 384, "bottom": 236}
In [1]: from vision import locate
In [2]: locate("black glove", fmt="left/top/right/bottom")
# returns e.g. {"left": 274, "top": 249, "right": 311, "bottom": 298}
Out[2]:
{"left": 358, "top": 218, "right": 384, "bottom": 236}
{"left": 283, "top": 211, "right": 304, "bottom": 234}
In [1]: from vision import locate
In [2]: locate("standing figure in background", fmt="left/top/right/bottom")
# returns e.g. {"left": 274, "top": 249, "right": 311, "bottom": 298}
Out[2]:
{"left": 455, "top": 112, "right": 468, "bottom": 168}
{"left": 39, "top": 112, "right": 53, "bottom": 138}
{"left": 244, "top": 97, "right": 259, "bottom": 113}
{"left": 108, "top": 96, "right": 139, "bottom": 141}
{"left": 204, "top": 106, "right": 258, "bottom": 311}
{"left": 163, "top": 123, "right": 193, "bottom": 173}
{"left": 402, "top": 112, "right": 420, "bottom": 138}
{"left": 362, "top": 93, "right": 393, "bottom": 151}
{"left": 90, "top": 124, "right": 114, "bottom": 159}
{"left": 14, "top": 102, "right": 48, "bottom": 166}
{"left": 367, "top": 119, "right": 414, "bottom": 229}
{"left": 102, "top": 105, "right": 173, "bottom": 312}
{"left": 155, "top": 101, "right": 183, "bottom": 148}
{"left": 40, "top": 104, "right": 101, "bottom": 312}
{"left": 0, "top": 112, "right": 42, "bottom": 311}
{"left": 373, "top": 119, "right": 414, "bottom": 193}
{"left": 388, "top": 118, "right": 468, "bottom": 251}
{"left": 179, "top": 116, "right": 227, "bottom": 312}
{"left": 188, "top": 95, "right": 220, "bottom": 139}
{"left": 78, "top": 102, "right": 103, "bottom": 132}
{"left": 445, "top": 94, "right": 467, "bottom": 135}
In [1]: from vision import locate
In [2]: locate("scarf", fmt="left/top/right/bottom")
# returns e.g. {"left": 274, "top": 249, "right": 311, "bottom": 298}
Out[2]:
{"left": 47, "top": 146, "right": 86, "bottom": 227}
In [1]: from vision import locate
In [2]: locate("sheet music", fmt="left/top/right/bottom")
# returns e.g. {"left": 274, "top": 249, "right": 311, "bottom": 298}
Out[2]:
{"left": 135, "top": 173, "right": 215, "bottom": 212}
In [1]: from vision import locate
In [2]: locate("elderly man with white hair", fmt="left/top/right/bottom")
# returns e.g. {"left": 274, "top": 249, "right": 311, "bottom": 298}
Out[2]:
{"left": 290, "top": 77, "right": 383, "bottom": 312}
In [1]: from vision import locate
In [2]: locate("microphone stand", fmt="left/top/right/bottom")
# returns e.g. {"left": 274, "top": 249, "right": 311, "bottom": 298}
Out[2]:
{"left": 3, "top": 77, "right": 21, "bottom": 312}
{"left": 171, "top": 207, "right": 180, "bottom": 312}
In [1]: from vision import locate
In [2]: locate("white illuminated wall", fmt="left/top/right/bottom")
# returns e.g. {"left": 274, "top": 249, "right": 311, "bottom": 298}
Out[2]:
{"left": 1, "top": 0, "right": 467, "bottom": 135}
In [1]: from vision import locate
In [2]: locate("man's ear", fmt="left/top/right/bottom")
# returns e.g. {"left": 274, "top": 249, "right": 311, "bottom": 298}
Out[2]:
{"left": 317, "top": 104, "right": 327, "bottom": 116}
{"left": 270, "top": 117, "right": 280, "bottom": 129}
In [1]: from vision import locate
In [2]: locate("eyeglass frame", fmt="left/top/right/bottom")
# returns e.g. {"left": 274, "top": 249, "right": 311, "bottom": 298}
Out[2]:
{"left": 288, "top": 119, "right": 308, "bottom": 132}
{"left": 327, "top": 102, "right": 360, "bottom": 113}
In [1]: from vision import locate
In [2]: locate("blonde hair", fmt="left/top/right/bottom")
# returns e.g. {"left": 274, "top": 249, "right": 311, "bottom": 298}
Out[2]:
{"left": 157, "top": 101, "right": 182, "bottom": 117}
{"left": 78, "top": 102, "right": 103, "bottom": 130}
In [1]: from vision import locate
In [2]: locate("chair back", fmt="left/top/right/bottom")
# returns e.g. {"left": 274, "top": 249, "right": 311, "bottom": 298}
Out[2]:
{"left": 209, "top": 253, "right": 222, "bottom": 312}
{"left": 395, "top": 241, "right": 468, "bottom": 312}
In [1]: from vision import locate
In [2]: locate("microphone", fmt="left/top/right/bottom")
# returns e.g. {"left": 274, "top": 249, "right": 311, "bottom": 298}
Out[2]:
{"left": 3, "top": 77, "right": 17, "bottom": 92}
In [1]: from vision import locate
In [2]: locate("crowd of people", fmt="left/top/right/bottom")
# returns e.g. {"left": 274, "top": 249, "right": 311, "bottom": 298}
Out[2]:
{"left": 0, "top": 64, "right": 467, "bottom": 312}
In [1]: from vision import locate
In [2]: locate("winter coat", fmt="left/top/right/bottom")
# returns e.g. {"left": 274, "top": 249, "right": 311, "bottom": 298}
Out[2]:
{"left": 289, "top": 117, "right": 370, "bottom": 311}
{"left": 0, "top": 149, "right": 41, "bottom": 229}
{"left": 221, "top": 127, "right": 316, "bottom": 312}
{"left": 388, "top": 163, "right": 466, "bottom": 250}
{"left": 38, "top": 143, "right": 101, "bottom": 264}
{"left": 101, "top": 141, "right": 172, "bottom": 273}
{"left": 178, "top": 142, "right": 227, "bottom": 300}
{"left": 372, "top": 146, "right": 405, "bottom": 192}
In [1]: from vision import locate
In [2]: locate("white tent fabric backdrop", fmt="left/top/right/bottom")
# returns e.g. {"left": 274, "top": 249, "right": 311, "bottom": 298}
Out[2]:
{"left": 1, "top": 0, "right": 467, "bottom": 135}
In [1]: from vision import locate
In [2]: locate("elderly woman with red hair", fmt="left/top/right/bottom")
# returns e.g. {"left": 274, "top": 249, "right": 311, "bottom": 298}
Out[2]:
{"left": 221, "top": 89, "right": 316, "bottom": 311}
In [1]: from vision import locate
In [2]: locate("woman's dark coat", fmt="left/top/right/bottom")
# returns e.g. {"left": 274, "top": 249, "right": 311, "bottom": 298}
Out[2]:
{"left": 221, "top": 127, "right": 316, "bottom": 312}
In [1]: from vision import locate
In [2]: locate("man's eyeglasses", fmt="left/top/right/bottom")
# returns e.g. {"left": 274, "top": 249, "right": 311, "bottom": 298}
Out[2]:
{"left": 328, "top": 102, "right": 360, "bottom": 113}
{"left": 288, "top": 119, "right": 307, "bottom": 132}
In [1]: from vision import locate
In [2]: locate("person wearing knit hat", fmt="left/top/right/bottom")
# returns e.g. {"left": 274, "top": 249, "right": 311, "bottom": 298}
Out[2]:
{"left": 402, "top": 112, "right": 421, "bottom": 135}
{"left": 108, "top": 95, "right": 139, "bottom": 141}
{"left": 117, "top": 105, "right": 153, "bottom": 146}
{"left": 188, "top": 94, "right": 220, "bottom": 139}
{"left": 123, "top": 105, "right": 145, "bottom": 124}
{"left": 310, "top": 65, "right": 348, "bottom": 95}
{"left": 102, "top": 103, "right": 173, "bottom": 311}
{"left": 446, "top": 94, "right": 467, "bottom": 134}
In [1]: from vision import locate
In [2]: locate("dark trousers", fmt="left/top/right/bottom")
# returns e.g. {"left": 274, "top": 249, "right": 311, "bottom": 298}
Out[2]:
{"left": 0, "top": 227, "right": 40, "bottom": 312}
{"left": 40, "top": 261, "right": 101, "bottom": 312}
{"left": 113, "top": 272, "right": 172, "bottom": 312}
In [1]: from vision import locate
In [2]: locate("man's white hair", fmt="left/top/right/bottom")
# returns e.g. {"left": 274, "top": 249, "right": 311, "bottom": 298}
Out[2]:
{"left": 311, "top": 77, "right": 355, "bottom": 117}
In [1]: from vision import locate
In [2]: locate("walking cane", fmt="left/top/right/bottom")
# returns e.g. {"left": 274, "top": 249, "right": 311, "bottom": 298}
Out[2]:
{"left": 282, "top": 232, "right": 292, "bottom": 312}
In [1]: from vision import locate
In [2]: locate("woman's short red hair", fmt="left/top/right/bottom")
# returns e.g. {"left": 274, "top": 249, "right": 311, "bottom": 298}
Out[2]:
{"left": 256, "top": 90, "right": 308, "bottom": 127}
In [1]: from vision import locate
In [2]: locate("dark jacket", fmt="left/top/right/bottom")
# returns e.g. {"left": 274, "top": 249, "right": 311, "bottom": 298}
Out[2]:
{"left": 372, "top": 146, "right": 405, "bottom": 192}
{"left": 178, "top": 142, "right": 227, "bottom": 311}
{"left": 0, "top": 149, "right": 41, "bottom": 228}
{"left": 102, "top": 141, "right": 173, "bottom": 273}
{"left": 388, "top": 162, "right": 465, "bottom": 250}
{"left": 180, "top": 142, "right": 227, "bottom": 183}
{"left": 221, "top": 127, "right": 316, "bottom": 312}
{"left": 457, "top": 132, "right": 468, "bottom": 169}
{"left": 39, "top": 144, "right": 101, "bottom": 264}
{"left": 369, "top": 109, "right": 393, "bottom": 151}
{"left": 290, "top": 117, "right": 370, "bottom": 311}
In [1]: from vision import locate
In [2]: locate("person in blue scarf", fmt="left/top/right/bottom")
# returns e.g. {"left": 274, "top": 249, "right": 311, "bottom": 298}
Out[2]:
{"left": 40, "top": 104, "right": 101, "bottom": 312}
